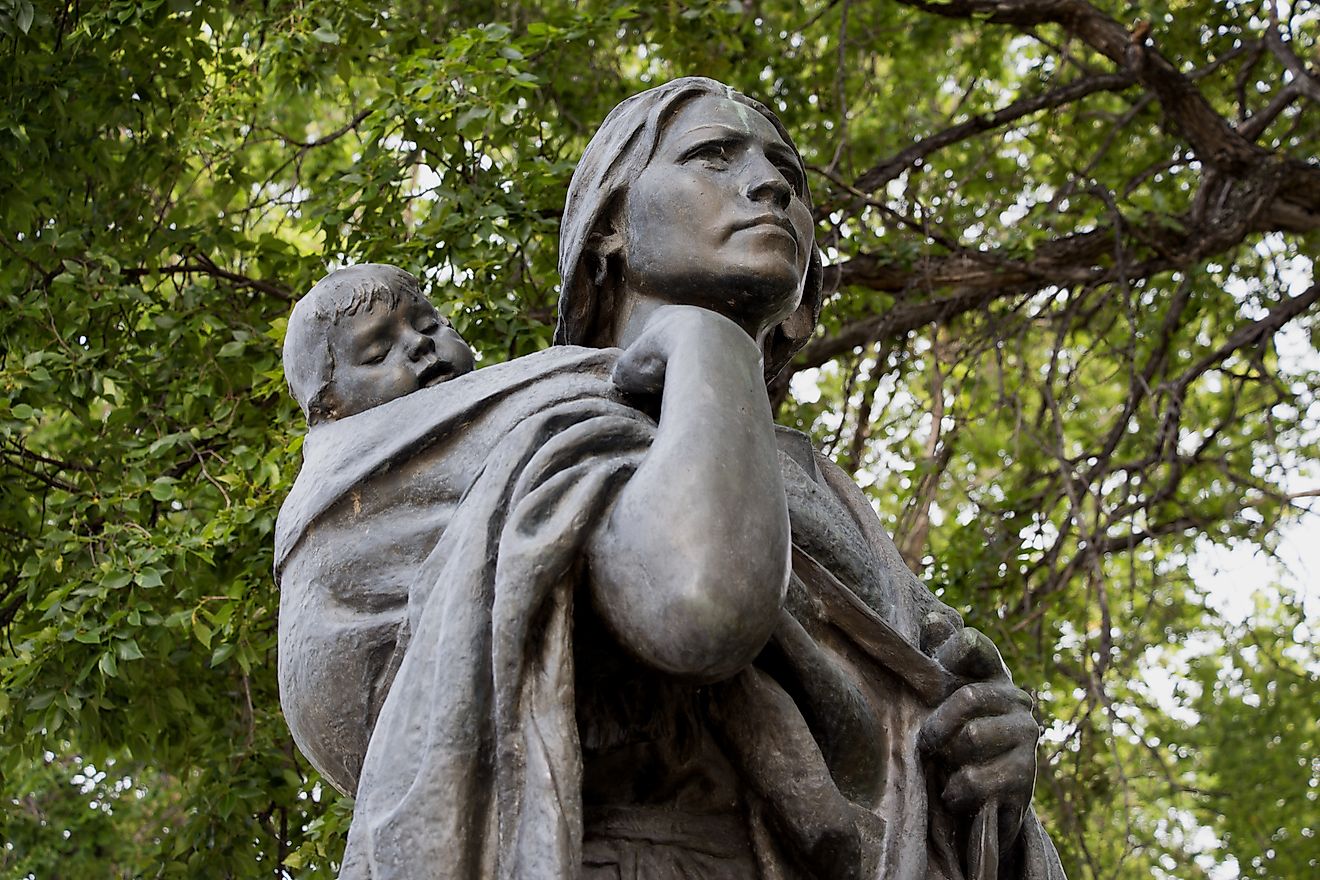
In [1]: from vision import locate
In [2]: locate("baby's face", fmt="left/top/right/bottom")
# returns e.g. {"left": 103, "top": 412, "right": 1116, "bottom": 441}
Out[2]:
{"left": 326, "top": 293, "right": 475, "bottom": 419}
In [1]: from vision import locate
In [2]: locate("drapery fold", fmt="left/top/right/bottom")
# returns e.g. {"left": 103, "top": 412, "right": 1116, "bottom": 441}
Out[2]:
{"left": 341, "top": 398, "right": 651, "bottom": 879}
{"left": 275, "top": 346, "right": 1065, "bottom": 879}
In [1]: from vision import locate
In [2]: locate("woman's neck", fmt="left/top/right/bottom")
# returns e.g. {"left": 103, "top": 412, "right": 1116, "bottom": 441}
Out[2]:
{"left": 612, "top": 289, "right": 771, "bottom": 350}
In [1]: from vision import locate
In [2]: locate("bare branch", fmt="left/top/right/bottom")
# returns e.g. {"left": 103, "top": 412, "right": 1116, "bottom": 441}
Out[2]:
{"left": 265, "top": 108, "right": 373, "bottom": 150}
{"left": 1238, "top": 82, "right": 1303, "bottom": 142}
{"left": 1164, "top": 280, "right": 1320, "bottom": 400}
{"left": 122, "top": 258, "right": 293, "bottom": 301}
{"left": 854, "top": 72, "right": 1134, "bottom": 193}
{"left": 884, "top": 0, "right": 1320, "bottom": 216}
{"left": 1264, "top": 22, "right": 1320, "bottom": 105}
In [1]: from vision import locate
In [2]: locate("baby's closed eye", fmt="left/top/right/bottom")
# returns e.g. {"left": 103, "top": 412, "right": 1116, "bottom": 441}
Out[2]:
{"left": 359, "top": 345, "right": 390, "bottom": 365}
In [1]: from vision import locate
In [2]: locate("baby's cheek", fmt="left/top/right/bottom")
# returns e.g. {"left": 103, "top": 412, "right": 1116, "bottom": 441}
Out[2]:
{"left": 445, "top": 339, "right": 476, "bottom": 375}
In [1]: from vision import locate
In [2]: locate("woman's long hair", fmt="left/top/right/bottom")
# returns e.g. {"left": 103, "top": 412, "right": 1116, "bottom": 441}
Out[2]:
{"left": 555, "top": 76, "right": 824, "bottom": 383}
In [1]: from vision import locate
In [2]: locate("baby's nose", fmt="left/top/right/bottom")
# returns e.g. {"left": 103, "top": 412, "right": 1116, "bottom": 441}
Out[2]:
{"left": 407, "top": 329, "right": 436, "bottom": 361}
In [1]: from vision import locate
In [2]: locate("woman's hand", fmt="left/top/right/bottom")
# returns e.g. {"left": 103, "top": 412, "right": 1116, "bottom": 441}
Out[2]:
{"left": 611, "top": 303, "right": 762, "bottom": 399}
{"left": 919, "top": 623, "right": 1039, "bottom": 855}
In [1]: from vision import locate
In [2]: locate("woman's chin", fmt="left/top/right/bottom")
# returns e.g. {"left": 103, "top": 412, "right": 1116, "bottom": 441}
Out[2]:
{"left": 628, "top": 273, "right": 802, "bottom": 338}
{"left": 714, "top": 275, "right": 803, "bottom": 333}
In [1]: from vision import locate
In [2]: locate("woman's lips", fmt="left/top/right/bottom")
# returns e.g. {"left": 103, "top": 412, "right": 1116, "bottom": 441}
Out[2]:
{"left": 733, "top": 214, "right": 798, "bottom": 246}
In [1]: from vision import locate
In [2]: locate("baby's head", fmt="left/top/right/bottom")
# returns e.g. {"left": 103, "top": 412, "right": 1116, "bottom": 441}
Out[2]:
{"left": 283, "top": 264, "right": 475, "bottom": 425}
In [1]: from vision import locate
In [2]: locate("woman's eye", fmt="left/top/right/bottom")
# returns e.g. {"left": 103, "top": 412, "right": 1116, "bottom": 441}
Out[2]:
{"left": 775, "top": 161, "right": 805, "bottom": 194}
{"left": 417, "top": 321, "right": 440, "bottom": 334}
{"left": 686, "top": 142, "right": 732, "bottom": 165}
{"left": 360, "top": 349, "right": 389, "bottom": 366}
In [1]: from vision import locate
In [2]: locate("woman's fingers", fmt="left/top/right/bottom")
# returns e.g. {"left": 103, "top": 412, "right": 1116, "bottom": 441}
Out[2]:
{"left": 917, "top": 623, "right": 1039, "bottom": 851}
{"left": 919, "top": 682, "right": 1033, "bottom": 755}
{"left": 611, "top": 346, "right": 666, "bottom": 395}
{"left": 934, "top": 626, "right": 1009, "bottom": 683}
{"left": 919, "top": 611, "right": 959, "bottom": 654}
{"left": 610, "top": 305, "right": 721, "bottom": 395}
{"left": 940, "top": 745, "right": 1036, "bottom": 815}
{"left": 945, "top": 710, "right": 1040, "bottom": 766}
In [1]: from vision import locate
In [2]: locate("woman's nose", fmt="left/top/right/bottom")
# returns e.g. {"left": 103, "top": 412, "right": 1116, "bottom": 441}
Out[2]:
{"left": 407, "top": 329, "right": 436, "bottom": 361}
{"left": 743, "top": 155, "right": 792, "bottom": 211}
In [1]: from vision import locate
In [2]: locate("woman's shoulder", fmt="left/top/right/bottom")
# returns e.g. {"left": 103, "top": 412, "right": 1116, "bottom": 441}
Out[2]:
{"left": 773, "top": 424, "right": 820, "bottom": 482}
{"left": 775, "top": 425, "right": 963, "bottom": 635}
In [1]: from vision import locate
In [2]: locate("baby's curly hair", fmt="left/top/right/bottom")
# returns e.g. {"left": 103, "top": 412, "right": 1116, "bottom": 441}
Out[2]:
{"left": 282, "top": 264, "right": 422, "bottom": 424}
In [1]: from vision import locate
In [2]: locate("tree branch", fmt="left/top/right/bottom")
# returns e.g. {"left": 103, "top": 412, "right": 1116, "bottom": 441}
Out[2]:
{"left": 265, "top": 107, "right": 372, "bottom": 150}
{"left": 854, "top": 72, "right": 1135, "bottom": 193}
{"left": 1264, "top": 22, "right": 1320, "bottom": 106}
{"left": 123, "top": 258, "right": 293, "bottom": 301}
{"left": 799, "top": 151, "right": 1308, "bottom": 372}
{"left": 884, "top": 0, "right": 1320, "bottom": 217}
{"left": 1164, "top": 280, "right": 1320, "bottom": 401}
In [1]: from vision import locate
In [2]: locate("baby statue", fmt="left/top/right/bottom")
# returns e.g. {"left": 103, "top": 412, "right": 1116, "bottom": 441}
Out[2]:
{"left": 282, "top": 263, "right": 475, "bottom": 425}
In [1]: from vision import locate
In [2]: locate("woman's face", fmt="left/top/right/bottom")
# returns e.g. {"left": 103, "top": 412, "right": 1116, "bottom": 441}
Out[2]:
{"left": 616, "top": 95, "right": 815, "bottom": 338}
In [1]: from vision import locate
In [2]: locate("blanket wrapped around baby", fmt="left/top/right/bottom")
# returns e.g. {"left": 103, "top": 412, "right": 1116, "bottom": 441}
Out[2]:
{"left": 274, "top": 346, "right": 1065, "bottom": 879}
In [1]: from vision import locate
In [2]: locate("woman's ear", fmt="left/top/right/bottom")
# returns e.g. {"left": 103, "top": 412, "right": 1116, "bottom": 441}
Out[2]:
{"left": 777, "top": 303, "right": 815, "bottom": 347}
{"left": 587, "top": 224, "right": 624, "bottom": 287}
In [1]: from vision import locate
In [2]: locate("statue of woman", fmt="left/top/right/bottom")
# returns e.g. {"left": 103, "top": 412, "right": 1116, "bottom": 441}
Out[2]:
{"left": 275, "top": 77, "right": 1065, "bottom": 880}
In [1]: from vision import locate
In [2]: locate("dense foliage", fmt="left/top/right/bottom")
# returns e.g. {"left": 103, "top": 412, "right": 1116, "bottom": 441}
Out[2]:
{"left": 1, "top": 1, "right": 1316, "bottom": 877}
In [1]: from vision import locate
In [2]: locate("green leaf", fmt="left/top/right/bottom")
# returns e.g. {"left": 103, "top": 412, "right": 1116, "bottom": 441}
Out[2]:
{"left": 456, "top": 106, "right": 489, "bottom": 136}
{"left": 193, "top": 618, "right": 213, "bottom": 650}
{"left": 16, "top": 1, "right": 33, "bottom": 35}
{"left": 149, "top": 478, "right": 178, "bottom": 501}
{"left": 136, "top": 568, "right": 164, "bottom": 589}
{"left": 209, "top": 643, "right": 235, "bottom": 667}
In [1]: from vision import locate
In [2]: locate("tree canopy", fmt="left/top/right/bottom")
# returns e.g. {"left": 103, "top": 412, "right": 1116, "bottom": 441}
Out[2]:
{"left": 1, "top": 1, "right": 1316, "bottom": 877}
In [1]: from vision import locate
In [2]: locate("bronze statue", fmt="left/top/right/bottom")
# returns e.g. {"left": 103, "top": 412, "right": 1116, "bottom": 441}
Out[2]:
{"left": 276, "top": 77, "right": 1065, "bottom": 880}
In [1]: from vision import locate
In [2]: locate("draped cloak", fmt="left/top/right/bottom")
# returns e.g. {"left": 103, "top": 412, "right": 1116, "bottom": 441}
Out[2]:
{"left": 274, "top": 346, "right": 1066, "bottom": 880}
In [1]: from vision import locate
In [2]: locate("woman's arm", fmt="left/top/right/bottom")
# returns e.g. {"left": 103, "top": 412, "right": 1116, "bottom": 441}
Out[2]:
{"left": 587, "top": 304, "right": 790, "bottom": 682}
